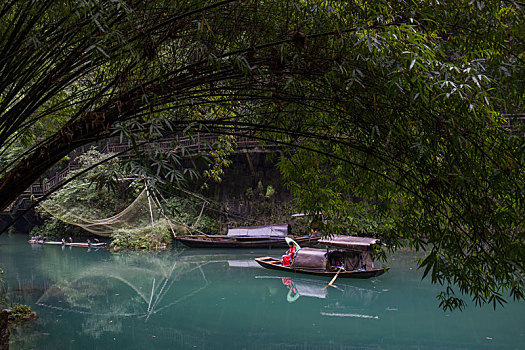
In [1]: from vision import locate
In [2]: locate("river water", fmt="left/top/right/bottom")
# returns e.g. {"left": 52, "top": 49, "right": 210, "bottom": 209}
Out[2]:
{"left": 1, "top": 233, "right": 524, "bottom": 349}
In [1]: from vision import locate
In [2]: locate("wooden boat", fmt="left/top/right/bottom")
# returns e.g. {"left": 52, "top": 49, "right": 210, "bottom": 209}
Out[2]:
{"left": 175, "top": 234, "right": 319, "bottom": 248}
{"left": 255, "top": 255, "right": 388, "bottom": 278}
{"left": 255, "top": 237, "right": 389, "bottom": 279}
{"left": 28, "top": 239, "right": 106, "bottom": 248}
{"left": 175, "top": 224, "right": 320, "bottom": 248}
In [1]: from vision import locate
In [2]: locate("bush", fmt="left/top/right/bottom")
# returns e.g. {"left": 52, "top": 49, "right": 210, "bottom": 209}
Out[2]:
{"left": 163, "top": 197, "right": 220, "bottom": 235}
{"left": 110, "top": 220, "right": 172, "bottom": 250}
{"left": 7, "top": 305, "right": 37, "bottom": 322}
{"left": 30, "top": 216, "right": 85, "bottom": 240}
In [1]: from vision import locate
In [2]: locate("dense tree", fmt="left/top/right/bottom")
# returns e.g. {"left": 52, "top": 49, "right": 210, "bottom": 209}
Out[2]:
{"left": 0, "top": 0, "right": 524, "bottom": 309}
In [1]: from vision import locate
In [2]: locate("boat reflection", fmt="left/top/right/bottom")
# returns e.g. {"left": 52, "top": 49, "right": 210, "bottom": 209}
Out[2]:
{"left": 281, "top": 277, "right": 327, "bottom": 301}
{"left": 256, "top": 274, "right": 383, "bottom": 319}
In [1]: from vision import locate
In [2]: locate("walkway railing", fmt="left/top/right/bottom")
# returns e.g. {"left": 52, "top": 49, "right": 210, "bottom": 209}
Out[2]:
{"left": 3, "top": 134, "right": 278, "bottom": 213}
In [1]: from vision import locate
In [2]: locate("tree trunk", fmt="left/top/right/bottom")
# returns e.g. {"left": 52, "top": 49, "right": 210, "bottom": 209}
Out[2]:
{"left": 0, "top": 78, "right": 184, "bottom": 215}
{"left": 0, "top": 111, "right": 114, "bottom": 213}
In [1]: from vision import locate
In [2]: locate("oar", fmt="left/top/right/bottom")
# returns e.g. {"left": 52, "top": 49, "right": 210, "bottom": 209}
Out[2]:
{"left": 323, "top": 267, "right": 342, "bottom": 289}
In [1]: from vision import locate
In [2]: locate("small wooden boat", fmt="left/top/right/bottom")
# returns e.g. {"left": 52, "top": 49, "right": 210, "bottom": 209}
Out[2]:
{"left": 255, "top": 256, "right": 388, "bottom": 279}
{"left": 255, "top": 237, "right": 389, "bottom": 279}
{"left": 28, "top": 239, "right": 106, "bottom": 248}
{"left": 175, "top": 224, "right": 320, "bottom": 248}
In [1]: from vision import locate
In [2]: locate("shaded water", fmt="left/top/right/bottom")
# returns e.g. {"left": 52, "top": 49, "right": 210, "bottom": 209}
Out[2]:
{"left": 1, "top": 233, "right": 524, "bottom": 349}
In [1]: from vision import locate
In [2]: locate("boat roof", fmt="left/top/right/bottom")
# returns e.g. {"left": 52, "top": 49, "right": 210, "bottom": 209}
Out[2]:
{"left": 318, "top": 235, "right": 381, "bottom": 250}
{"left": 292, "top": 248, "right": 328, "bottom": 269}
{"left": 227, "top": 224, "right": 289, "bottom": 237}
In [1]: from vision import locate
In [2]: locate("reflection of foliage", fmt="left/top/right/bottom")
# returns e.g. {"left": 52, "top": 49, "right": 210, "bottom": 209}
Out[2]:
{"left": 81, "top": 316, "right": 122, "bottom": 339}
{"left": 64, "top": 282, "right": 106, "bottom": 312}
{"left": 33, "top": 246, "right": 202, "bottom": 342}
{"left": 1, "top": 267, "right": 36, "bottom": 325}
{"left": 8, "top": 322, "right": 44, "bottom": 350}
{"left": 38, "top": 250, "right": 191, "bottom": 308}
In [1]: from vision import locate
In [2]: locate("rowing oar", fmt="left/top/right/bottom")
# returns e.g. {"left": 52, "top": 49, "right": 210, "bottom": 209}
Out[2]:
{"left": 323, "top": 267, "right": 342, "bottom": 289}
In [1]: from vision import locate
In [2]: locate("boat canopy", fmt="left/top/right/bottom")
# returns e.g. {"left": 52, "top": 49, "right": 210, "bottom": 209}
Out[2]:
{"left": 227, "top": 224, "right": 290, "bottom": 237}
{"left": 291, "top": 247, "right": 372, "bottom": 271}
{"left": 291, "top": 248, "right": 328, "bottom": 269}
{"left": 318, "top": 235, "right": 381, "bottom": 251}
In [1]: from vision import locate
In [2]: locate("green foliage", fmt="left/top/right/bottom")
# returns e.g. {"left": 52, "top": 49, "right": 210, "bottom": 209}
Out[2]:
{"left": 110, "top": 220, "right": 172, "bottom": 250}
{"left": 202, "top": 135, "right": 236, "bottom": 188}
{"left": 30, "top": 216, "right": 85, "bottom": 241}
{"left": 43, "top": 148, "right": 140, "bottom": 219}
{"left": 246, "top": 181, "right": 275, "bottom": 200}
{"left": 265, "top": 185, "right": 275, "bottom": 198}
{"left": 6, "top": 305, "right": 36, "bottom": 323}
{"left": 33, "top": 148, "right": 141, "bottom": 238}
{"left": 163, "top": 196, "right": 220, "bottom": 235}
{"left": 238, "top": 181, "right": 295, "bottom": 228}
{"left": 0, "top": 0, "right": 523, "bottom": 310}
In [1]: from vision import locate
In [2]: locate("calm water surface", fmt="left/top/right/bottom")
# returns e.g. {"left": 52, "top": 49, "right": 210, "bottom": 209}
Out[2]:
{"left": 1, "top": 233, "right": 524, "bottom": 349}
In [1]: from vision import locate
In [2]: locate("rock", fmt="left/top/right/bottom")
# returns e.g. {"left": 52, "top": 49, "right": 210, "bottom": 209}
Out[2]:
{"left": 0, "top": 310, "right": 9, "bottom": 350}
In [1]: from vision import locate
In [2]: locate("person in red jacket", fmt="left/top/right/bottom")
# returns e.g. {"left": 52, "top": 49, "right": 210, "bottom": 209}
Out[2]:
{"left": 281, "top": 242, "right": 297, "bottom": 266}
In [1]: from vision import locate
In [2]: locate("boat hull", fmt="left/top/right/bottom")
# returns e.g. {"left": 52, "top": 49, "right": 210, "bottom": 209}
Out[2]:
{"left": 175, "top": 234, "right": 319, "bottom": 248}
{"left": 255, "top": 256, "right": 388, "bottom": 279}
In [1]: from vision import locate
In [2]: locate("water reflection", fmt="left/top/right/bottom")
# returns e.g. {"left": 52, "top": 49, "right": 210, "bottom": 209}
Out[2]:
{"left": 281, "top": 277, "right": 327, "bottom": 301}
{"left": 35, "top": 250, "right": 211, "bottom": 322}
{"left": 1, "top": 234, "right": 525, "bottom": 349}
{"left": 255, "top": 275, "right": 382, "bottom": 320}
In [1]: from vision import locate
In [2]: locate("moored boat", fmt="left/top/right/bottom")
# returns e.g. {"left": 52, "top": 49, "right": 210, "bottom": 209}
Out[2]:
{"left": 174, "top": 224, "right": 320, "bottom": 248}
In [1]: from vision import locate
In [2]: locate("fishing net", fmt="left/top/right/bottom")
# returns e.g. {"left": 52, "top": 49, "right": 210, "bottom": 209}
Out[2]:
{"left": 39, "top": 186, "right": 176, "bottom": 237}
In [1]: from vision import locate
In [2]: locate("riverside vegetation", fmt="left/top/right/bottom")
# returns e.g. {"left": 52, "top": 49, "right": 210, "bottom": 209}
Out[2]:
{"left": 0, "top": 0, "right": 523, "bottom": 311}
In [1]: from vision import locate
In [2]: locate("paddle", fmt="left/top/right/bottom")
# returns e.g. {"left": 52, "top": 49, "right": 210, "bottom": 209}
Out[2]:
{"left": 323, "top": 267, "right": 342, "bottom": 289}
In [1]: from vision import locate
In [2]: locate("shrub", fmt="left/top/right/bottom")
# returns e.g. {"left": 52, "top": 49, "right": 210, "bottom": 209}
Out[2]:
{"left": 110, "top": 220, "right": 172, "bottom": 250}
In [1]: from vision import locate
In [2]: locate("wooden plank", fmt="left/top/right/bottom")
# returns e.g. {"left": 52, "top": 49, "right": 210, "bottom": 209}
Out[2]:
{"left": 28, "top": 240, "right": 106, "bottom": 248}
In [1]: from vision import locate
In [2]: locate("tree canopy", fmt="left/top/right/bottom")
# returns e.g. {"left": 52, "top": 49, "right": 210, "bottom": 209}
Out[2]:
{"left": 0, "top": 0, "right": 524, "bottom": 309}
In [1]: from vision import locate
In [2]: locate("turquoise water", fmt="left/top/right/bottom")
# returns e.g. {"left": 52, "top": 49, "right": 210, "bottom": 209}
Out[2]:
{"left": 1, "top": 233, "right": 524, "bottom": 349}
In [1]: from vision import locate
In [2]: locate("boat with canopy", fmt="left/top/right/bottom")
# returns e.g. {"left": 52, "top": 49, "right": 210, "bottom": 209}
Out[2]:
{"left": 174, "top": 224, "right": 320, "bottom": 248}
{"left": 255, "top": 235, "right": 388, "bottom": 278}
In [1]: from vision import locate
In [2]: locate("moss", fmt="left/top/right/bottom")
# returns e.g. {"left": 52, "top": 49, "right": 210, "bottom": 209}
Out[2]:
{"left": 4, "top": 305, "right": 37, "bottom": 323}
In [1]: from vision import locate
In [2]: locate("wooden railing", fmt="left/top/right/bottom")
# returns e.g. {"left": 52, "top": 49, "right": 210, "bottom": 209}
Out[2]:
{"left": 3, "top": 134, "right": 278, "bottom": 213}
